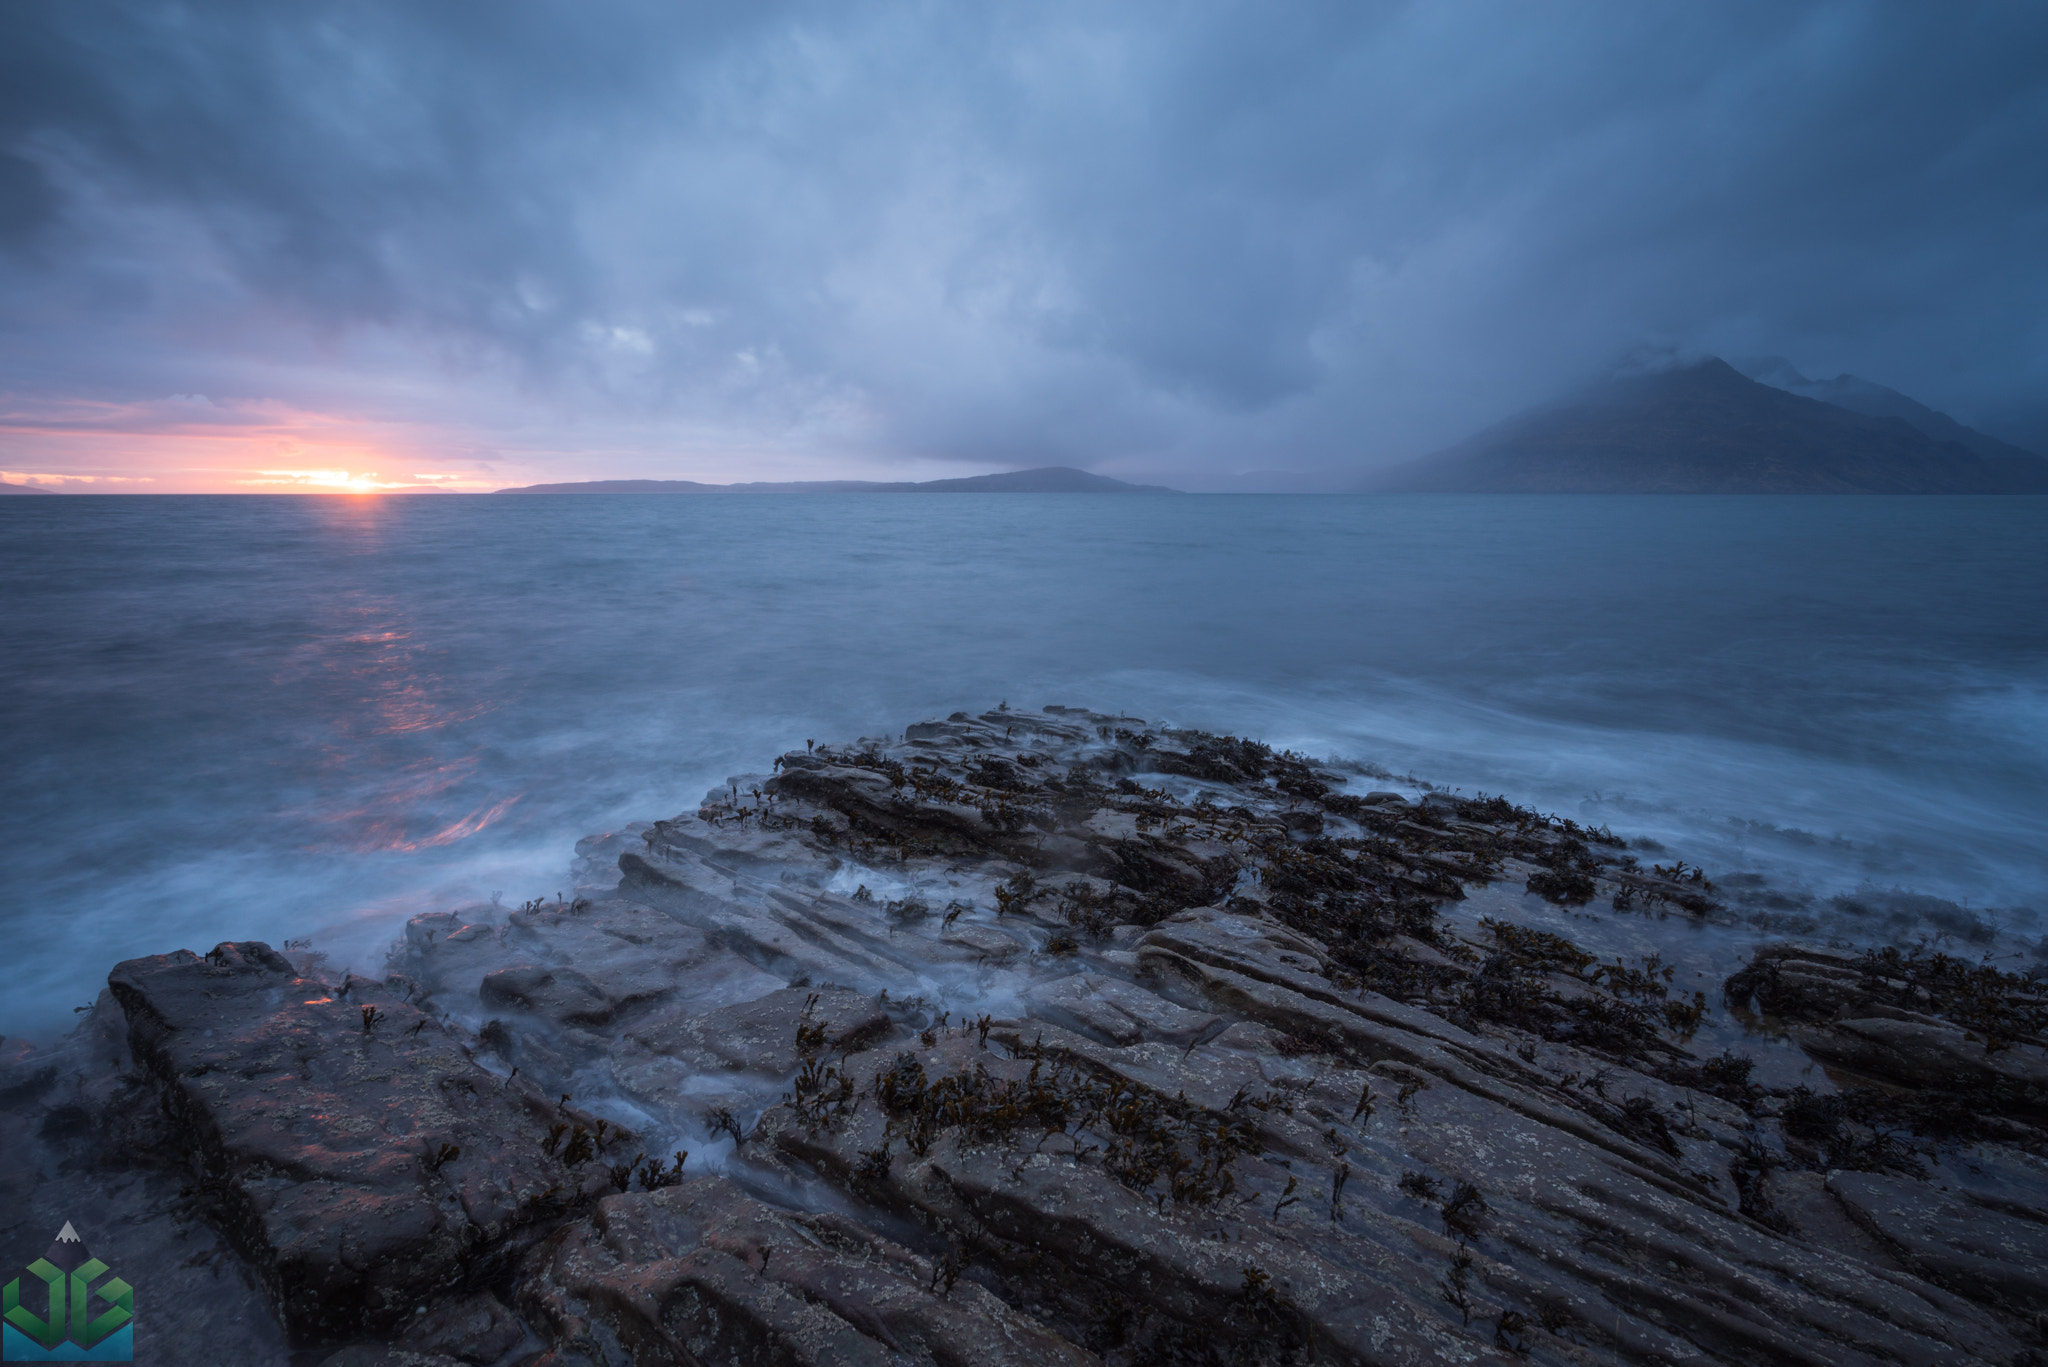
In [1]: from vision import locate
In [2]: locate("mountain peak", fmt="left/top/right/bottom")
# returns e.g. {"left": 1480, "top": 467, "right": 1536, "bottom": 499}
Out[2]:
{"left": 1739, "top": 362, "right": 2042, "bottom": 467}
{"left": 1364, "top": 355, "right": 2048, "bottom": 494}
{"left": 42, "top": 1221, "right": 92, "bottom": 1273}
{"left": 1733, "top": 355, "right": 1811, "bottom": 389}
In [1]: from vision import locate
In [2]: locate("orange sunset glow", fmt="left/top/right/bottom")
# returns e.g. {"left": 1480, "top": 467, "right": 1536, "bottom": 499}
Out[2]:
{"left": 0, "top": 394, "right": 507, "bottom": 493}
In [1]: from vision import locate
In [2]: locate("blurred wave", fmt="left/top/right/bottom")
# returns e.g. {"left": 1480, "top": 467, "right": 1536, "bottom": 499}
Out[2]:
{"left": 2, "top": 492, "right": 2043, "bottom": 1032}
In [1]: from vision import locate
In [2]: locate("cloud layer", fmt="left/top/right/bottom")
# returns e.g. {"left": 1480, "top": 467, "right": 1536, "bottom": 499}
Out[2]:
{"left": 3, "top": 2, "right": 2045, "bottom": 490}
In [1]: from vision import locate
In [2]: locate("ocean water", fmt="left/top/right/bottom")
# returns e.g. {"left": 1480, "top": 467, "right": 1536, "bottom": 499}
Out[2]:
{"left": 2, "top": 493, "right": 2044, "bottom": 1035}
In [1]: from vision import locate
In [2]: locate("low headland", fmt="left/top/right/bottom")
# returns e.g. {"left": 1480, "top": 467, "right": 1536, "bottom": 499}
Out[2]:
{"left": 494, "top": 467, "right": 1177, "bottom": 495}
{"left": 4, "top": 707, "right": 2045, "bottom": 1366}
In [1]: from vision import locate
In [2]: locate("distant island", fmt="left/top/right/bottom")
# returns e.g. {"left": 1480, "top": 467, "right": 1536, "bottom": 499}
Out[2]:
{"left": 0, "top": 481, "right": 58, "bottom": 494}
{"left": 1362, "top": 357, "right": 2048, "bottom": 494}
{"left": 495, "top": 466, "right": 1177, "bottom": 495}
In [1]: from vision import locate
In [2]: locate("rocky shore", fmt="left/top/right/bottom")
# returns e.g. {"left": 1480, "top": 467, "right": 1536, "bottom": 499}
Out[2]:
{"left": 5, "top": 705, "right": 2047, "bottom": 1366}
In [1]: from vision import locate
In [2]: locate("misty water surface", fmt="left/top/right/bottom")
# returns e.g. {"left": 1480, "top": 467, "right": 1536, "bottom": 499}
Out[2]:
{"left": 2, "top": 493, "right": 2044, "bottom": 1032}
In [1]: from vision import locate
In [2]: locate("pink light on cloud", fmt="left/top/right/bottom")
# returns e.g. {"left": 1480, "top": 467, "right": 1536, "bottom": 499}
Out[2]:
{"left": 0, "top": 393, "right": 505, "bottom": 493}
{"left": 0, "top": 470, "right": 156, "bottom": 488}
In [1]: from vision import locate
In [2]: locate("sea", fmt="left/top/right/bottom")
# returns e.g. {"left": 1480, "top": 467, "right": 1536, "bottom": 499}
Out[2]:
{"left": 3, "top": 492, "right": 2045, "bottom": 1035}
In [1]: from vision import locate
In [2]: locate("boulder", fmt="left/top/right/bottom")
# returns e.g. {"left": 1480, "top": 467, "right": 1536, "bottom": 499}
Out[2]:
{"left": 107, "top": 941, "right": 610, "bottom": 1346}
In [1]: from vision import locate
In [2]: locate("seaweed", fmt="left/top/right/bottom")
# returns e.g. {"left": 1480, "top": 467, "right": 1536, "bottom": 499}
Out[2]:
{"left": 1600, "top": 1095, "right": 1680, "bottom": 1156}
{"left": 1651, "top": 1051, "right": 1763, "bottom": 1108}
{"left": 1494, "top": 1311, "right": 1532, "bottom": 1357}
{"left": 1482, "top": 919, "right": 1595, "bottom": 974}
{"left": 1438, "top": 1245, "right": 1476, "bottom": 1325}
{"left": 1106, "top": 1264, "right": 1308, "bottom": 1367}
{"left": 708, "top": 1107, "right": 746, "bottom": 1148}
{"left": 873, "top": 1044, "right": 1261, "bottom": 1208}
{"left": 1525, "top": 864, "right": 1598, "bottom": 906}
{"left": 1451, "top": 947, "right": 1667, "bottom": 1058}
{"left": 1588, "top": 953, "right": 1710, "bottom": 1037}
{"left": 853, "top": 1142, "right": 892, "bottom": 1195}
{"left": 1729, "top": 1133, "right": 1793, "bottom": 1233}
{"left": 789, "top": 1053, "right": 859, "bottom": 1131}
{"left": 1054, "top": 882, "right": 1119, "bottom": 941}
{"left": 884, "top": 897, "right": 931, "bottom": 925}
{"left": 993, "top": 871, "right": 1040, "bottom": 918}
{"left": 927, "top": 1242, "right": 969, "bottom": 1296}
{"left": 1850, "top": 1077, "right": 2047, "bottom": 1145}
{"left": 1273, "top": 1026, "right": 1343, "bottom": 1059}
{"left": 637, "top": 1150, "right": 687, "bottom": 1190}
{"left": 1441, "top": 1180, "right": 1489, "bottom": 1239}
{"left": 1778, "top": 1087, "right": 1923, "bottom": 1175}
{"left": 1855, "top": 945, "right": 2048, "bottom": 1052}
{"left": 1399, "top": 1171, "right": 1442, "bottom": 1202}
{"left": 1270, "top": 1175, "right": 1300, "bottom": 1220}
{"left": 1156, "top": 731, "right": 1276, "bottom": 785}
{"left": 1232, "top": 1265, "right": 1308, "bottom": 1364}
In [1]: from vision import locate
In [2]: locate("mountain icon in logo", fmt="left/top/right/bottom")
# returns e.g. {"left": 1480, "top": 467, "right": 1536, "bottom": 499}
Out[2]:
{"left": 37, "top": 1228, "right": 85, "bottom": 1278}
{"left": 2, "top": 1223, "right": 133, "bottom": 1361}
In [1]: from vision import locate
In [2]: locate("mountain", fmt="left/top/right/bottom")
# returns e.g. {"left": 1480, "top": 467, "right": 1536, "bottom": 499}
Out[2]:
{"left": 1739, "top": 357, "right": 2048, "bottom": 489}
{"left": 1364, "top": 358, "right": 2048, "bottom": 494}
{"left": 0, "top": 480, "right": 59, "bottom": 494}
{"left": 495, "top": 466, "right": 1177, "bottom": 495}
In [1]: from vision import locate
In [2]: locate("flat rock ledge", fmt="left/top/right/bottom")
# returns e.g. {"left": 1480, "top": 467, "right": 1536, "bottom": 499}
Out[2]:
{"left": 13, "top": 705, "right": 2048, "bottom": 1366}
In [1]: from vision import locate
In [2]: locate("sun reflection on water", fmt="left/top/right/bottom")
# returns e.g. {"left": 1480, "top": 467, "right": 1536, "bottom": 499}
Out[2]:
{"left": 271, "top": 589, "right": 518, "bottom": 854}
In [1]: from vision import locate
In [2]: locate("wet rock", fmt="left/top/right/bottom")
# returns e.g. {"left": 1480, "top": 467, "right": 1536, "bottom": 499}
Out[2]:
{"left": 396, "top": 1290, "right": 530, "bottom": 1363}
{"left": 316, "top": 1349, "right": 469, "bottom": 1367}
{"left": 107, "top": 941, "right": 607, "bottom": 1346}
{"left": 937, "top": 920, "right": 1026, "bottom": 962}
{"left": 407, "top": 901, "right": 715, "bottom": 1024}
{"left": 751, "top": 1012, "right": 2013, "bottom": 1367}
{"left": 70, "top": 710, "right": 2048, "bottom": 1363}
{"left": 520, "top": 1175, "right": 1095, "bottom": 1367}
{"left": 1801, "top": 1015, "right": 2048, "bottom": 1094}
{"left": 1729, "top": 941, "right": 2048, "bottom": 1116}
{"left": 1024, "top": 972, "right": 1219, "bottom": 1048}
{"left": 481, "top": 964, "right": 616, "bottom": 1027}
{"left": 1725, "top": 942, "right": 1866, "bottom": 1018}
{"left": 624, "top": 986, "right": 894, "bottom": 1080}
{"left": 1829, "top": 1171, "right": 2048, "bottom": 1317}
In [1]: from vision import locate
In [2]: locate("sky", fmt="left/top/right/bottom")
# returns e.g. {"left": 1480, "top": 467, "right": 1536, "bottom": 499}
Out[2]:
{"left": 2, "top": 2, "right": 2045, "bottom": 493}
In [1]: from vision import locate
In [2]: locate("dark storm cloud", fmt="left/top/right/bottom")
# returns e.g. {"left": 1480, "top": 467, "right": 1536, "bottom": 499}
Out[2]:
{"left": 3, "top": 1, "right": 2045, "bottom": 485}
